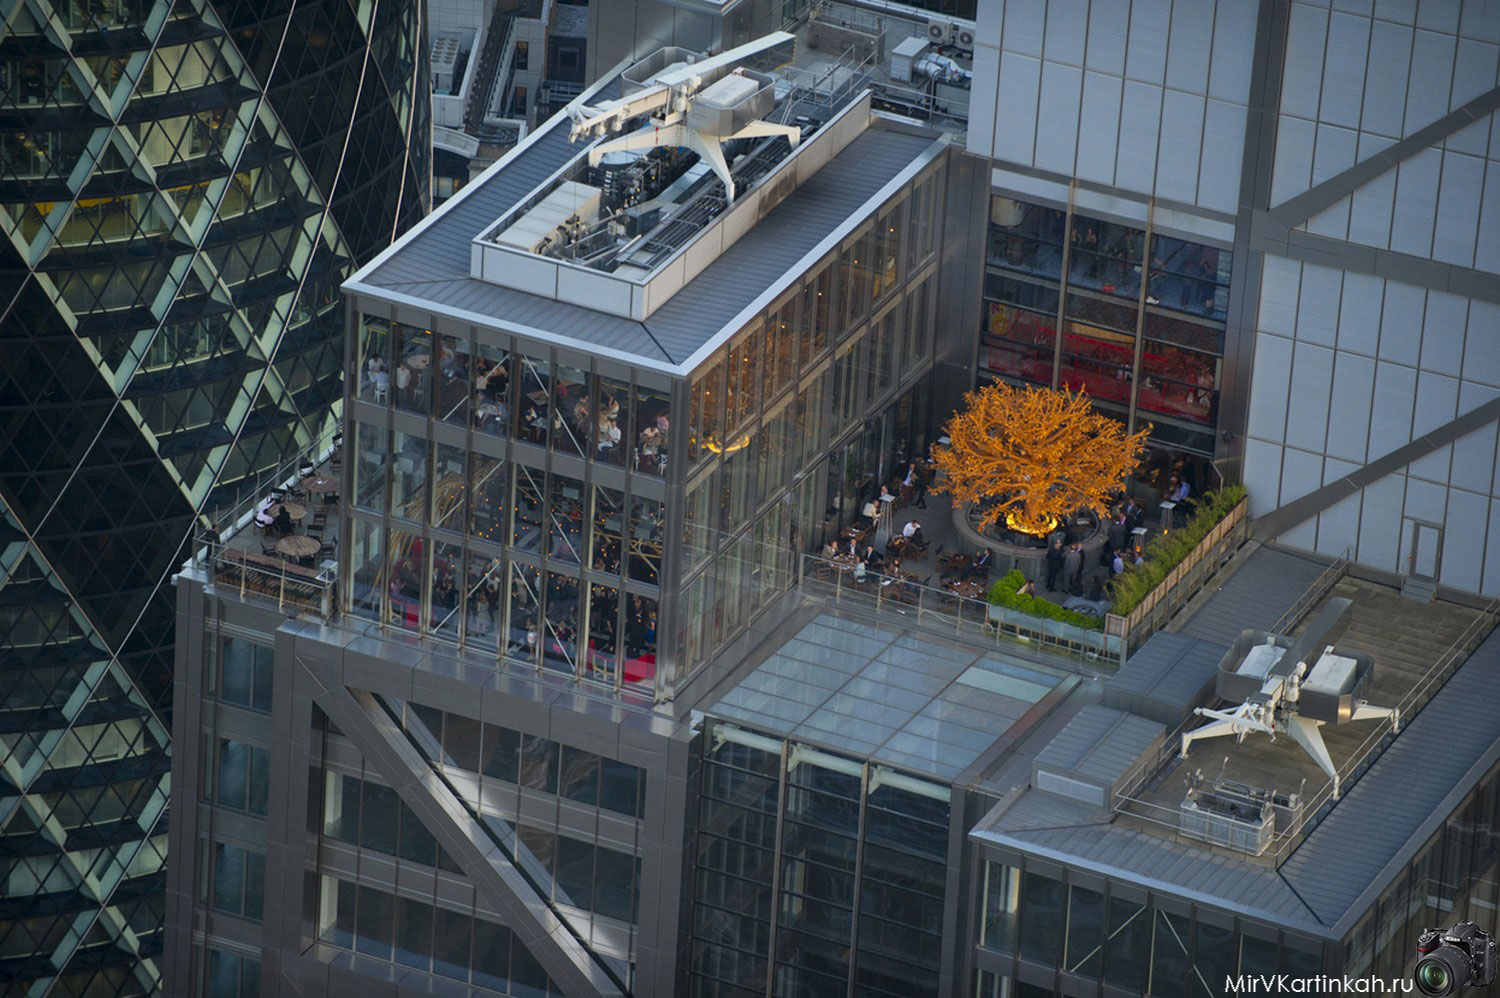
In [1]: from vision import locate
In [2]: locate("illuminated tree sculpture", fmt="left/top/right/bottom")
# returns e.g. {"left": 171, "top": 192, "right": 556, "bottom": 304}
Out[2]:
{"left": 934, "top": 383, "right": 1149, "bottom": 537}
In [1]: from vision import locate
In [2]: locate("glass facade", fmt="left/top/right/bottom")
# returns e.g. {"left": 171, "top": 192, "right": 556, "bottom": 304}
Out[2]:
{"left": 0, "top": 0, "right": 427, "bottom": 989}
{"left": 345, "top": 162, "right": 945, "bottom": 700}
{"left": 362, "top": 698, "right": 646, "bottom": 990}
{"left": 980, "top": 197, "right": 1229, "bottom": 456}
{"left": 975, "top": 857, "right": 1325, "bottom": 996}
{"left": 687, "top": 722, "right": 951, "bottom": 998}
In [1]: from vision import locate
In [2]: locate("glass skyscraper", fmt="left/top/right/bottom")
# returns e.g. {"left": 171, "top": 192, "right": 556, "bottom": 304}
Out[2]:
{"left": 0, "top": 0, "right": 428, "bottom": 989}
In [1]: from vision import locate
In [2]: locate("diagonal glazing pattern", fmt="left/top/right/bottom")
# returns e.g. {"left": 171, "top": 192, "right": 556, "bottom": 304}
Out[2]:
{"left": 0, "top": 0, "right": 428, "bottom": 988}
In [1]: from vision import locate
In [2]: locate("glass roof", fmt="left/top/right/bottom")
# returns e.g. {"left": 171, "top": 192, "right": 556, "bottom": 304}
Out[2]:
{"left": 709, "top": 614, "right": 1065, "bottom": 783}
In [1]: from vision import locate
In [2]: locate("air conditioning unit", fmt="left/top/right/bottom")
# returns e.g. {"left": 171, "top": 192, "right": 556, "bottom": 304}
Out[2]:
{"left": 953, "top": 22, "right": 977, "bottom": 50}
{"left": 927, "top": 18, "right": 953, "bottom": 45}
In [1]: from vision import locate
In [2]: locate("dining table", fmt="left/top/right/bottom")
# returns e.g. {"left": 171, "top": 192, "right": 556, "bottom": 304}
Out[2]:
{"left": 300, "top": 474, "right": 339, "bottom": 495}
{"left": 266, "top": 501, "right": 306, "bottom": 522}
{"left": 276, "top": 534, "right": 321, "bottom": 559}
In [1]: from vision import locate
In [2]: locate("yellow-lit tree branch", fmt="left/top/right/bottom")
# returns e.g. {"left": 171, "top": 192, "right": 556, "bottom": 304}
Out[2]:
{"left": 934, "top": 383, "right": 1148, "bottom": 536}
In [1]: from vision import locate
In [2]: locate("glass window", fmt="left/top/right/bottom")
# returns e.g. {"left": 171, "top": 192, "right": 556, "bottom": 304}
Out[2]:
{"left": 682, "top": 475, "right": 713, "bottom": 570}
{"left": 987, "top": 197, "right": 1065, "bottom": 281}
{"left": 982, "top": 302, "right": 1055, "bottom": 386}
{"left": 560, "top": 746, "right": 600, "bottom": 805}
{"left": 390, "top": 431, "right": 428, "bottom": 522}
{"left": 471, "top": 921, "right": 513, "bottom": 991}
{"left": 355, "top": 884, "right": 394, "bottom": 959}
{"left": 547, "top": 474, "right": 586, "bottom": 565}
{"left": 1065, "top": 884, "right": 1105, "bottom": 978}
{"left": 695, "top": 358, "right": 725, "bottom": 461}
{"left": 1068, "top": 212, "right": 1145, "bottom": 301}
{"left": 676, "top": 572, "right": 706, "bottom": 677}
{"left": 469, "top": 457, "right": 508, "bottom": 545}
{"left": 215, "top": 740, "right": 269, "bottom": 816}
{"left": 507, "top": 562, "right": 540, "bottom": 665}
{"left": 634, "top": 384, "right": 670, "bottom": 476}
{"left": 394, "top": 322, "right": 433, "bottom": 416}
{"left": 349, "top": 519, "right": 384, "bottom": 621}
{"left": 211, "top": 842, "right": 264, "bottom": 921}
{"left": 794, "top": 372, "right": 826, "bottom": 472}
{"left": 1138, "top": 342, "right": 1218, "bottom": 427}
{"left": 511, "top": 466, "right": 544, "bottom": 552}
{"left": 628, "top": 496, "right": 663, "bottom": 585}
{"left": 841, "top": 226, "right": 874, "bottom": 331}
{"left": 586, "top": 583, "right": 620, "bottom": 685}
{"left": 596, "top": 376, "right": 630, "bottom": 466}
{"left": 554, "top": 363, "right": 591, "bottom": 456}
{"left": 597, "top": 761, "right": 641, "bottom": 823}
{"left": 1148, "top": 234, "right": 1231, "bottom": 322}
{"left": 431, "top": 539, "right": 462, "bottom": 639}
{"left": 624, "top": 593, "right": 657, "bottom": 690}
{"left": 360, "top": 782, "right": 399, "bottom": 855}
{"left": 1240, "top": 931, "right": 1279, "bottom": 977}
{"left": 357, "top": 313, "right": 392, "bottom": 404}
{"left": 767, "top": 293, "right": 799, "bottom": 401}
{"left": 386, "top": 528, "right": 422, "bottom": 633}
{"left": 516, "top": 356, "right": 552, "bottom": 446}
{"left": 1151, "top": 908, "right": 1192, "bottom": 997}
{"left": 473, "top": 342, "right": 511, "bottom": 438}
{"left": 442, "top": 712, "right": 482, "bottom": 773}
{"left": 205, "top": 948, "right": 259, "bottom": 998}
{"left": 1018, "top": 869, "right": 1064, "bottom": 965}
{"left": 756, "top": 401, "right": 792, "bottom": 506}
{"left": 593, "top": 487, "right": 624, "bottom": 576}
{"left": 219, "top": 638, "right": 272, "bottom": 712}
{"left": 543, "top": 570, "right": 579, "bottom": 674}
{"left": 1194, "top": 918, "right": 1237, "bottom": 996}
{"left": 1104, "top": 894, "right": 1150, "bottom": 992}
{"left": 394, "top": 896, "right": 432, "bottom": 970}
{"left": 352, "top": 421, "right": 387, "bottom": 513}
{"left": 431, "top": 444, "right": 466, "bottom": 531}
{"left": 435, "top": 334, "right": 469, "bottom": 426}
{"left": 432, "top": 907, "right": 471, "bottom": 981}
{"left": 874, "top": 199, "right": 904, "bottom": 299}
{"left": 398, "top": 800, "right": 438, "bottom": 866}
{"left": 1060, "top": 325, "right": 1134, "bottom": 412}
{"left": 482, "top": 724, "right": 520, "bottom": 784}
{"left": 519, "top": 735, "right": 559, "bottom": 793}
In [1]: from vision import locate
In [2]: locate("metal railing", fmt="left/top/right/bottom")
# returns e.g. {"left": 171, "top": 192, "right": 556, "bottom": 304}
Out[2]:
{"left": 1271, "top": 547, "right": 1351, "bottom": 636}
{"left": 196, "top": 427, "right": 339, "bottom": 555}
{"left": 798, "top": 554, "right": 1121, "bottom": 663}
{"left": 1110, "top": 592, "right": 1500, "bottom": 864}
{"left": 204, "top": 540, "right": 336, "bottom": 617}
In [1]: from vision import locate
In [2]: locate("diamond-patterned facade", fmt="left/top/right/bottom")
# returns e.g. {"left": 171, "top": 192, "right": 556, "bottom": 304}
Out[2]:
{"left": 0, "top": 0, "right": 428, "bottom": 987}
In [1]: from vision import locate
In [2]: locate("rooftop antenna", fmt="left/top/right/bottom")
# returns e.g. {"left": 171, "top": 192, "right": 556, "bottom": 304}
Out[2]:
{"left": 1178, "top": 599, "right": 1398, "bottom": 799}
{"left": 566, "top": 33, "right": 803, "bottom": 203}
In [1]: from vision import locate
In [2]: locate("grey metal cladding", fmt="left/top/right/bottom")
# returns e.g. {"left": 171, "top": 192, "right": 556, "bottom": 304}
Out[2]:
{"left": 1279, "top": 626, "right": 1500, "bottom": 932}
{"left": 368, "top": 80, "right": 623, "bottom": 289}
{"left": 1103, "top": 631, "right": 1229, "bottom": 726}
{"left": 642, "top": 128, "right": 935, "bottom": 359}
{"left": 1177, "top": 546, "right": 1328, "bottom": 645}
{"left": 363, "top": 109, "right": 935, "bottom": 367}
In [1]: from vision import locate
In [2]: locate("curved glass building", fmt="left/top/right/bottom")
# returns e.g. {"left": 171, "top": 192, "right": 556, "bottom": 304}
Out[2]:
{"left": 0, "top": 0, "right": 428, "bottom": 989}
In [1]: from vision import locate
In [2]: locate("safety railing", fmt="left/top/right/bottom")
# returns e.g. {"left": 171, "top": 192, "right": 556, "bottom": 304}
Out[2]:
{"left": 1110, "top": 593, "right": 1500, "bottom": 864}
{"left": 799, "top": 554, "right": 1121, "bottom": 663}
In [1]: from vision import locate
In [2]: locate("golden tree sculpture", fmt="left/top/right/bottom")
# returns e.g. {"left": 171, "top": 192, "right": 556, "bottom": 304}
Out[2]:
{"left": 934, "top": 383, "right": 1149, "bottom": 537}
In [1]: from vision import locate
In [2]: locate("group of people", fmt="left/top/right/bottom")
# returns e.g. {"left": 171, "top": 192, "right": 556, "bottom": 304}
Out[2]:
{"left": 1043, "top": 497, "right": 1152, "bottom": 601}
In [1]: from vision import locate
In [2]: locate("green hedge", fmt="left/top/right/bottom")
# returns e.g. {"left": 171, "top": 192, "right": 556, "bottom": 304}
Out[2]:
{"left": 1109, "top": 485, "right": 1248, "bottom": 616}
{"left": 987, "top": 569, "right": 1105, "bottom": 631}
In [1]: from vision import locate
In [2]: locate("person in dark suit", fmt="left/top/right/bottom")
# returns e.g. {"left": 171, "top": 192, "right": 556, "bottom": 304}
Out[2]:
{"left": 964, "top": 548, "right": 992, "bottom": 581}
{"left": 273, "top": 505, "right": 293, "bottom": 536}
{"left": 1045, "top": 537, "right": 1065, "bottom": 591}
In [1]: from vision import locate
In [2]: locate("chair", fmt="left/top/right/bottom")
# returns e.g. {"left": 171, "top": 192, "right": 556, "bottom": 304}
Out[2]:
{"left": 261, "top": 540, "right": 280, "bottom": 556}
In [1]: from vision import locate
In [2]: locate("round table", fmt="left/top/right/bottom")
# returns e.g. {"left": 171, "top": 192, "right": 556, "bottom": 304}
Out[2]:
{"left": 406, "top": 353, "right": 431, "bottom": 370}
{"left": 946, "top": 579, "right": 986, "bottom": 600}
{"left": 267, "top": 501, "right": 306, "bottom": 522}
{"left": 301, "top": 474, "right": 339, "bottom": 495}
{"left": 277, "top": 534, "right": 321, "bottom": 559}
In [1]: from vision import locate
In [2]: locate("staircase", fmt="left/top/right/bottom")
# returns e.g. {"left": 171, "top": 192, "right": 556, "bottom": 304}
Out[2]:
{"left": 1399, "top": 575, "right": 1438, "bottom": 603}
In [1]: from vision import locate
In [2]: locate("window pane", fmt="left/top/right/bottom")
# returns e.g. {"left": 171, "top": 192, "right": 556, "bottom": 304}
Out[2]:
{"left": 560, "top": 747, "right": 600, "bottom": 805}
{"left": 586, "top": 583, "right": 620, "bottom": 686}
{"left": 361, "top": 782, "right": 399, "bottom": 855}
{"left": 432, "top": 907, "right": 472, "bottom": 980}
{"left": 507, "top": 562, "right": 540, "bottom": 665}
{"left": 466, "top": 554, "right": 503, "bottom": 652}
{"left": 482, "top": 724, "right": 520, "bottom": 783}
{"left": 624, "top": 594, "right": 657, "bottom": 691}
{"left": 474, "top": 342, "right": 511, "bottom": 438}
{"left": 555, "top": 836, "right": 594, "bottom": 910}
{"left": 634, "top": 384, "right": 670, "bottom": 476}
{"left": 247, "top": 746, "right": 269, "bottom": 817}
{"left": 212, "top": 843, "right": 244, "bottom": 914}
{"left": 516, "top": 356, "right": 552, "bottom": 446}
{"left": 399, "top": 801, "right": 438, "bottom": 866}
{"left": 435, "top": 335, "right": 470, "bottom": 427}
{"left": 511, "top": 466, "right": 544, "bottom": 552}
{"left": 1151, "top": 909, "right": 1191, "bottom": 997}
{"left": 216, "top": 741, "right": 249, "bottom": 811}
{"left": 628, "top": 496, "right": 663, "bottom": 585}
{"left": 391, "top": 432, "right": 429, "bottom": 521}
{"left": 1105, "top": 895, "right": 1149, "bottom": 991}
{"left": 357, "top": 314, "right": 391, "bottom": 404}
{"left": 394, "top": 323, "right": 433, "bottom": 416}
{"left": 554, "top": 364, "right": 591, "bottom": 456}
{"left": 471, "top": 920, "right": 513, "bottom": 991}
{"left": 354, "top": 885, "right": 393, "bottom": 959}
{"left": 600, "top": 759, "right": 643, "bottom": 817}
{"left": 543, "top": 571, "right": 579, "bottom": 674}
{"left": 519, "top": 736, "right": 558, "bottom": 793}
{"left": 394, "top": 897, "right": 432, "bottom": 970}
{"left": 547, "top": 474, "right": 585, "bottom": 565}
{"left": 1065, "top": 884, "right": 1104, "bottom": 978}
{"left": 594, "top": 845, "right": 637, "bottom": 922}
{"left": 220, "top": 639, "right": 256, "bottom": 707}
